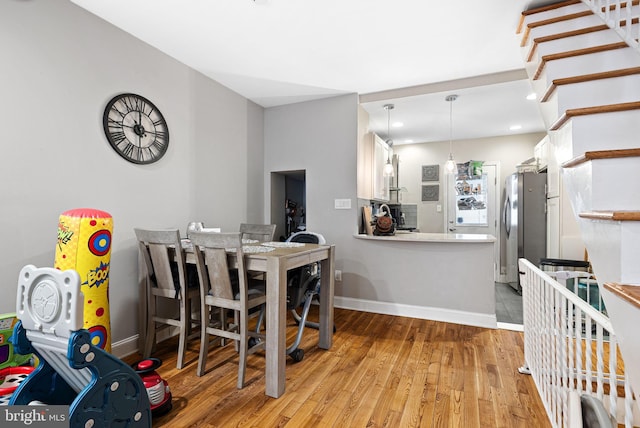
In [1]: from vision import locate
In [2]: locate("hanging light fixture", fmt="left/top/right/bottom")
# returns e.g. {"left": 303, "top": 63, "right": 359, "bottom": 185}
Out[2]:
{"left": 444, "top": 94, "right": 458, "bottom": 175}
{"left": 383, "top": 104, "right": 395, "bottom": 177}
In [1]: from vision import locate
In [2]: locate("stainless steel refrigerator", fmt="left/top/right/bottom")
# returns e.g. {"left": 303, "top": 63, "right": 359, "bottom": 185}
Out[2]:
{"left": 503, "top": 171, "right": 547, "bottom": 292}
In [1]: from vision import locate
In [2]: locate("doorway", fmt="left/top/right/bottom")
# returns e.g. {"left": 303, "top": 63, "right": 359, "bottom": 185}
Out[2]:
{"left": 445, "top": 161, "right": 500, "bottom": 279}
{"left": 270, "top": 170, "right": 306, "bottom": 241}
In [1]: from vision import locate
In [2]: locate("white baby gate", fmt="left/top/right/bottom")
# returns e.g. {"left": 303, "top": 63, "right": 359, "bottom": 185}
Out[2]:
{"left": 518, "top": 259, "right": 639, "bottom": 427}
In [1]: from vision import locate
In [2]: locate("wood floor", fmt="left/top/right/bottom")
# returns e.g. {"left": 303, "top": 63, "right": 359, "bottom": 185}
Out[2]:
{"left": 124, "top": 307, "right": 550, "bottom": 427}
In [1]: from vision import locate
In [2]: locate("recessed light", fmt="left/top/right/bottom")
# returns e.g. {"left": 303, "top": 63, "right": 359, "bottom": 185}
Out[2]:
{"left": 392, "top": 122, "right": 404, "bottom": 128}
{"left": 509, "top": 124, "right": 522, "bottom": 131}
{"left": 526, "top": 93, "right": 536, "bottom": 100}
{"left": 404, "top": 139, "right": 414, "bottom": 144}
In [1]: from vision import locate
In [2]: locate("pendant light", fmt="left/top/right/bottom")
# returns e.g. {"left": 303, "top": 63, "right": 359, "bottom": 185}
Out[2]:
{"left": 444, "top": 94, "right": 458, "bottom": 175}
{"left": 383, "top": 104, "right": 395, "bottom": 177}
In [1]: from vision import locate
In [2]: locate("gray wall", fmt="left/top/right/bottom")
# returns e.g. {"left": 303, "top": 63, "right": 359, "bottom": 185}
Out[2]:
{"left": 394, "top": 133, "right": 545, "bottom": 233}
{"left": 0, "top": 0, "right": 264, "bottom": 343}
{"left": 263, "top": 96, "right": 495, "bottom": 321}
{"left": 264, "top": 95, "right": 359, "bottom": 274}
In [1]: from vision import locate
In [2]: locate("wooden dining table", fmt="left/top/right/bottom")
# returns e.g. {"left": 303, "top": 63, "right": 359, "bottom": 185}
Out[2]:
{"left": 149, "top": 240, "right": 336, "bottom": 398}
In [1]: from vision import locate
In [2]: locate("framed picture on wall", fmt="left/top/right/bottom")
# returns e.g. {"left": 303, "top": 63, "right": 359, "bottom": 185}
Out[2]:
{"left": 422, "top": 164, "right": 439, "bottom": 181}
{"left": 422, "top": 184, "right": 439, "bottom": 202}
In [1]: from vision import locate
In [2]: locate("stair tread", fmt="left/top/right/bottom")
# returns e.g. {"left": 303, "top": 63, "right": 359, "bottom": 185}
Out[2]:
{"left": 562, "top": 148, "right": 640, "bottom": 168}
{"left": 527, "top": 25, "right": 609, "bottom": 62}
{"left": 522, "top": 10, "right": 596, "bottom": 47}
{"left": 519, "top": 0, "right": 582, "bottom": 34}
{"left": 541, "top": 66, "right": 640, "bottom": 102}
{"left": 579, "top": 210, "right": 640, "bottom": 221}
{"left": 534, "top": 41, "right": 629, "bottom": 80}
{"left": 522, "top": 0, "right": 581, "bottom": 17}
{"left": 550, "top": 101, "right": 640, "bottom": 130}
{"left": 604, "top": 283, "right": 640, "bottom": 309}
{"left": 528, "top": 10, "right": 593, "bottom": 29}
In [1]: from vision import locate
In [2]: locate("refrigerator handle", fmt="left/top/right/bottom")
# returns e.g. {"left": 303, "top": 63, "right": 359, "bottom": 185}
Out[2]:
{"left": 503, "top": 195, "right": 511, "bottom": 238}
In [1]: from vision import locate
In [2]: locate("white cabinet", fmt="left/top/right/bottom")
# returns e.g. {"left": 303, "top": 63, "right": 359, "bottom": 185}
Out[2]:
{"left": 357, "top": 131, "right": 391, "bottom": 201}
{"left": 534, "top": 135, "right": 549, "bottom": 172}
{"left": 546, "top": 196, "right": 560, "bottom": 258}
{"left": 372, "top": 133, "right": 391, "bottom": 201}
{"left": 357, "top": 130, "right": 374, "bottom": 199}
{"left": 546, "top": 137, "right": 560, "bottom": 198}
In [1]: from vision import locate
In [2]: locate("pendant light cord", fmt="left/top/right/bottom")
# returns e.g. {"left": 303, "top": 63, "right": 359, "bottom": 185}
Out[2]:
{"left": 449, "top": 97, "right": 453, "bottom": 154}
{"left": 446, "top": 94, "right": 457, "bottom": 157}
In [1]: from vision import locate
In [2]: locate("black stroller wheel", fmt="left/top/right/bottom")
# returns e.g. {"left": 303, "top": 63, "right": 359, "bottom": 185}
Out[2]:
{"left": 290, "top": 348, "right": 304, "bottom": 362}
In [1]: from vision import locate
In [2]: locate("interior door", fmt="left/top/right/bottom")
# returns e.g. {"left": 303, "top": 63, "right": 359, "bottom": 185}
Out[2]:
{"left": 446, "top": 162, "right": 498, "bottom": 278}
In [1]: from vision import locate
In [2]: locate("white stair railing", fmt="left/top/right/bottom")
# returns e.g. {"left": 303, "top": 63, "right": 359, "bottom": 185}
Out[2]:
{"left": 581, "top": 0, "right": 640, "bottom": 50}
{"left": 518, "top": 258, "right": 639, "bottom": 427}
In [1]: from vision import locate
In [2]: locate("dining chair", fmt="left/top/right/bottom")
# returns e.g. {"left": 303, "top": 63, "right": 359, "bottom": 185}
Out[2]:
{"left": 189, "top": 231, "right": 266, "bottom": 388}
{"left": 134, "top": 228, "right": 200, "bottom": 369}
{"left": 239, "top": 223, "right": 276, "bottom": 242}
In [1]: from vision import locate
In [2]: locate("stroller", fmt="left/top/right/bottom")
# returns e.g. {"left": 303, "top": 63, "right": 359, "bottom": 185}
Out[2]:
{"left": 285, "top": 231, "right": 327, "bottom": 362}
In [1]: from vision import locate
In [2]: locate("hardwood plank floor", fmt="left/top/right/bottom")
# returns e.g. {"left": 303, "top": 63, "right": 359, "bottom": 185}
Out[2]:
{"left": 124, "top": 307, "right": 550, "bottom": 427}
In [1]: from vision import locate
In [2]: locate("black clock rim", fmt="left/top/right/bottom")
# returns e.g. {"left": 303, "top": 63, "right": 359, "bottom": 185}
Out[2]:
{"left": 102, "top": 93, "right": 170, "bottom": 165}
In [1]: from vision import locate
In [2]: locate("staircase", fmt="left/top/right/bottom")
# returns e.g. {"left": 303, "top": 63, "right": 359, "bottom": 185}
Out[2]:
{"left": 518, "top": 0, "right": 640, "bottom": 414}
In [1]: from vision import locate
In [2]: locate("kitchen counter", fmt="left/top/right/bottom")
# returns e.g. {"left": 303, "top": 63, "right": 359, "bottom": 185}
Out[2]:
{"left": 354, "top": 232, "right": 495, "bottom": 243}
{"left": 340, "top": 231, "right": 498, "bottom": 329}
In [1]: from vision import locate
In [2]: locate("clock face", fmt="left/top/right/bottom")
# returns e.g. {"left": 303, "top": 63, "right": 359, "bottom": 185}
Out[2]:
{"left": 102, "top": 93, "right": 169, "bottom": 164}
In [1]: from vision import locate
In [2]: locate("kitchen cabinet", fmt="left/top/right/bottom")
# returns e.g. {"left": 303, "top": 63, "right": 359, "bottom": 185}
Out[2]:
{"left": 372, "top": 132, "right": 391, "bottom": 201}
{"left": 358, "top": 132, "right": 391, "bottom": 201}
{"left": 357, "top": 130, "right": 374, "bottom": 200}
{"left": 534, "top": 135, "right": 549, "bottom": 172}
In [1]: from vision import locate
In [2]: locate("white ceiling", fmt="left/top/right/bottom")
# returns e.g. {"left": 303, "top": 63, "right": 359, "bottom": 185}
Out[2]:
{"left": 70, "top": 0, "right": 551, "bottom": 144}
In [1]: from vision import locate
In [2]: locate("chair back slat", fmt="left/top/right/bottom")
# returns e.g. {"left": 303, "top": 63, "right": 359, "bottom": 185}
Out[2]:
{"left": 190, "top": 232, "right": 246, "bottom": 301}
{"left": 239, "top": 223, "right": 276, "bottom": 242}
{"left": 134, "top": 228, "right": 187, "bottom": 298}
{"left": 203, "top": 248, "right": 234, "bottom": 300}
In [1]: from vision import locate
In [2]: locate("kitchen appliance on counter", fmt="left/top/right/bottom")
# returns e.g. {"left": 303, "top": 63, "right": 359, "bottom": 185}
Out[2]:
{"left": 503, "top": 171, "right": 547, "bottom": 292}
{"left": 387, "top": 203, "right": 417, "bottom": 231}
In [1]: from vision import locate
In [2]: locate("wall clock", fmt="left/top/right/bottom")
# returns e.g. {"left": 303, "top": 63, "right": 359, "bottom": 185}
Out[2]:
{"left": 102, "top": 93, "right": 169, "bottom": 164}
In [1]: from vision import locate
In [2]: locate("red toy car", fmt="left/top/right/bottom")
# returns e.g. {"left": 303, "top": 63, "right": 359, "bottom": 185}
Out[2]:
{"left": 132, "top": 358, "right": 172, "bottom": 416}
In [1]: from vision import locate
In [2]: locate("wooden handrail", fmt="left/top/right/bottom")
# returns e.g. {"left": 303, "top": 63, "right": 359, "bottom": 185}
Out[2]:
{"left": 527, "top": 25, "right": 609, "bottom": 62}
{"left": 541, "top": 66, "right": 640, "bottom": 102}
{"left": 562, "top": 148, "right": 640, "bottom": 168}
{"left": 533, "top": 42, "right": 629, "bottom": 80}
{"left": 550, "top": 101, "right": 640, "bottom": 130}
{"left": 604, "top": 283, "right": 640, "bottom": 310}
{"left": 579, "top": 210, "right": 640, "bottom": 221}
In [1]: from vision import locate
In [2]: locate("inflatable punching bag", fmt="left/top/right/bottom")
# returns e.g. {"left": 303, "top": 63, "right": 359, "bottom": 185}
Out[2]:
{"left": 55, "top": 208, "right": 113, "bottom": 352}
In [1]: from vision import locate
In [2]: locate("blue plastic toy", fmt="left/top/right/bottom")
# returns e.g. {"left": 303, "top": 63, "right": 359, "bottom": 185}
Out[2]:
{"left": 9, "top": 265, "right": 151, "bottom": 427}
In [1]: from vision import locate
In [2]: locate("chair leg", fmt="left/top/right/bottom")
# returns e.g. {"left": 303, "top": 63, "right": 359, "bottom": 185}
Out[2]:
{"left": 237, "top": 308, "right": 248, "bottom": 389}
{"left": 233, "top": 310, "right": 240, "bottom": 353}
{"left": 143, "top": 296, "right": 156, "bottom": 359}
{"left": 176, "top": 298, "right": 188, "bottom": 370}
{"left": 254, "top": 306, "right": 265, "bottom": 333}
{"left": 197, "top": 304, "right": 211, "bottom": 377}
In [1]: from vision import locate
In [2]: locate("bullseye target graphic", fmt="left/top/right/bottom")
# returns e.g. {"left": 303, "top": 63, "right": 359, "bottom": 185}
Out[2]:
{"left": 88, "top": 230, "right": 111, "bottom": 256}
{"left": 89, "top": 325, "right": 108, "bottom": 349}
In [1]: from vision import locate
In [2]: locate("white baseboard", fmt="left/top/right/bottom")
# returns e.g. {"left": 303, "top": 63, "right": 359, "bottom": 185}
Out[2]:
{"left": 112, "top": 335, "right": 140, "bottom": 359}
{"left": 114, "top": 300, "right": 500, "bottom": 356}
{"left": 496, "top": 321, "right": 524, "bottom": 332}
{"left": 111, "top": 326, "right": 179, "bottom": 359}
{"left": 334, "top": 296, "right": 498, "bottom": 329}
